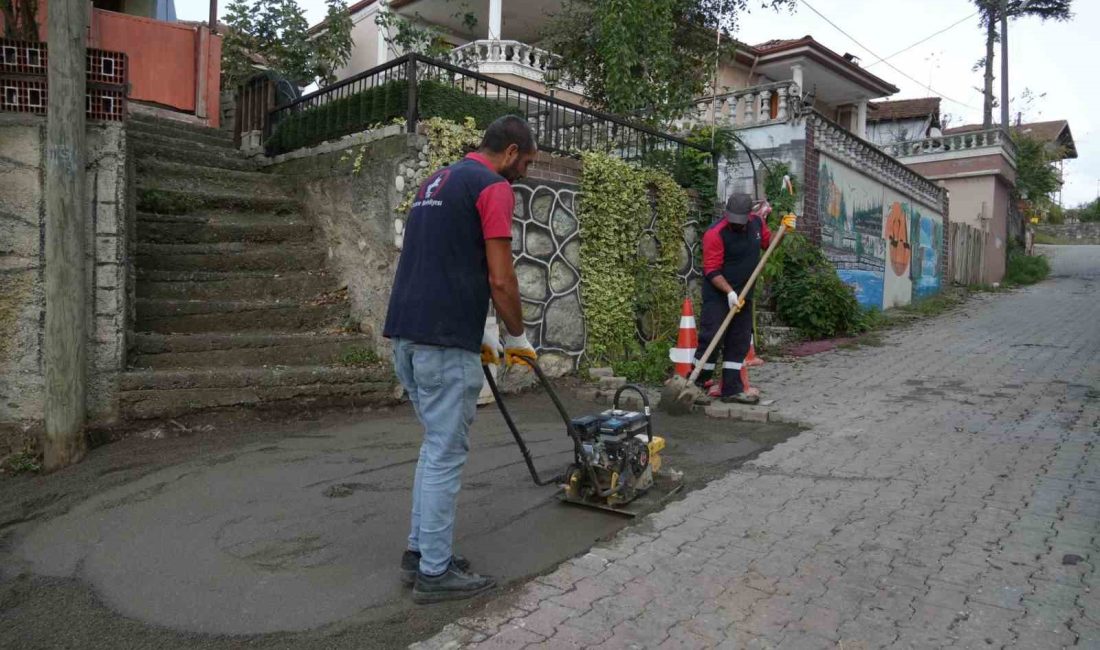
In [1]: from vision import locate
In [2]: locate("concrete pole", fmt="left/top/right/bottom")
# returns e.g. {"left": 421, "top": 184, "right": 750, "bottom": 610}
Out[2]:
{"left": 790, "top": 64, "right": 803, "bottom": 95}
{"left": 44, "top": 0, "right": 89, "bottom": 470}
{"left": 488, "top": 0, "right": 502, "bottom": 40}
{"left": 1000, "top": 0, "right": 1010, "bottom": 132}
{"left": 856, "top": 98, "right": 868, "bottom": 139}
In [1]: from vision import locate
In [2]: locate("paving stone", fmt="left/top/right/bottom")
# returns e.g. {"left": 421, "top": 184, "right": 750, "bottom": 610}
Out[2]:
{"left": 704, "top": 401, "right": 769, "bottom": 422}
{"left": 419, "top": 249, "right": 1100, "bottom": 649}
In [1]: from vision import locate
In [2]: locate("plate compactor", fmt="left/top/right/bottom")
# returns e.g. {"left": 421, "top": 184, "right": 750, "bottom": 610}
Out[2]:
{"left": 482, "top": 360, "right": 682, "bottom": 516}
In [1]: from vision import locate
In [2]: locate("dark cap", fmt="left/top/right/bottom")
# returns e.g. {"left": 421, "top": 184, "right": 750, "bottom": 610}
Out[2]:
{"left": 723, "top": 193, "right": 754, "bottom": 225}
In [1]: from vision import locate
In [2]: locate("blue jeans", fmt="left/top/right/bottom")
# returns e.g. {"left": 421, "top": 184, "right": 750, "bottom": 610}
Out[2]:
{"left": 392, "top": 338, "right": 484, "bottom": 576}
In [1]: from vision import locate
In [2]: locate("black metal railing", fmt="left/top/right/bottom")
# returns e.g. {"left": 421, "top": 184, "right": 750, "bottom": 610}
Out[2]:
{"left": 264, "top": 53, "right": 713, "bottom": 164}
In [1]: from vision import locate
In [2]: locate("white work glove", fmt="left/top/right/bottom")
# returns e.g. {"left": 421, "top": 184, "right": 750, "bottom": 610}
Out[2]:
{"left": 727, "top": 290, "right": 740, "bottom": 310}
{"left": 481, "top": 329, "right": 503, "bottom": 365}
{"left": 503, "top": 332, "right": 537, "bottom": 368}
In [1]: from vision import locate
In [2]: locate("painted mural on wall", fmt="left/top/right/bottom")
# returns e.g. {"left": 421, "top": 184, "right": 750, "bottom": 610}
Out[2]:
{"left": 818, "top": 156, "right": 886, "bottom": 309}
{"left": 910, "top": 205, "right": 944, "bottom": 299}
{"left": 882, "top": 192, "right": 913, "bottom": 309}
{"left": 818, "top": 155, "right": 944, "bottom": 308}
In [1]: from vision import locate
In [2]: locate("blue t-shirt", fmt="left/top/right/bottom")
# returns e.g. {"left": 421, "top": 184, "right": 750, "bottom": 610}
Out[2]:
{"left": 383, "top": 153, "right": 515, "bottom": 352}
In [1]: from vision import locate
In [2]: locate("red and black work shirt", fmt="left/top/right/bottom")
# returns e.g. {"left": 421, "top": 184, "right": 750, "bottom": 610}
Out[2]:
{"left": 383, "top": 152, "right": 513, "bottom": 352}
{"left": 701, "top": 214, "right": 771, "bottom": 303}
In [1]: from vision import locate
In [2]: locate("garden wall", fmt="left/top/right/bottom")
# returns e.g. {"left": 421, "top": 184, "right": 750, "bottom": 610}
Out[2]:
{"left": 264, "top": 127, "right": 703, "bottom": 375}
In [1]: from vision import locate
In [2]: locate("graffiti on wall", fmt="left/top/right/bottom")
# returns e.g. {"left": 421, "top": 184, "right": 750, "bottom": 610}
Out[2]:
{"left": 818, "top": 157, "right": 885, "bottom": 309}
{"left": 819, "top": 155, "right": 944, "bottom": 308}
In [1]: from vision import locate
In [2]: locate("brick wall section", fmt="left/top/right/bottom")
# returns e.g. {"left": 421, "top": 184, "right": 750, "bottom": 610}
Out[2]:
{"left": 801, "top": 121, "right": 822, "bottom": 247}
{"left": 526, "top": 151, "right": 582, "bottom": 185}
{"left": 941, "top": 189, "right": 951, "bottom": 283}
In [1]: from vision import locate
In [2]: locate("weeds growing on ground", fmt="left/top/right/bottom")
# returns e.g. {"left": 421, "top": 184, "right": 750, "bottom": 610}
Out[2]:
{"left": 612, "top": 340, "right": 673, "bottom": 384}
{"left": 339, "top": 346, "right": 380, "bottom": 366}
{"left": 2, "top": 449, "right": 41, "bottom": 475}
{"left": 1004, "top": 248, "right": 1051, "bottom": 286}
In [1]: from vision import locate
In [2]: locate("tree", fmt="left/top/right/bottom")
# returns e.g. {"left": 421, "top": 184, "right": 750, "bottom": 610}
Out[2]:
{"left": 0, "top": 0, "right": 40, "bottom": 40}
{"left": 375, "top": 9, "right": 478, "bottom": 59}
{"left": 543, "top": 0, "right": 794, "bottom": 125}
{"left": 1012, "top": 133, "right": 1062, "bottom": 203}
{"left": 222, "top": 0, "right": 352, "bottom": 89}
{"left": 973, "top": 0, "right": 1072, "bottom": 129}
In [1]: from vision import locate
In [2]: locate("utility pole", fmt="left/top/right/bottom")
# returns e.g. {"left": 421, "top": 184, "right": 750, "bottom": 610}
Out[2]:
{"left": 1000, "top": 0, "right": 1010, "bottom": 132}
{"left": 44, "top": 0, "right": 88, "bottom": 470}
{"left": 209, "top": 0, "right": 217, "bottom": 30}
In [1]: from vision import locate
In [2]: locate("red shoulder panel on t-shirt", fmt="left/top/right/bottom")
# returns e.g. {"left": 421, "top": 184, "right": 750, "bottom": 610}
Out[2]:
{"left": 476, "top": 180, "right": 514, "bottom": 239}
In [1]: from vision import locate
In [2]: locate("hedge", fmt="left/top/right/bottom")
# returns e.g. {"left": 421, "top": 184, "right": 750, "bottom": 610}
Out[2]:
{"left": 265, "top": 80, "right": 525, "bottom": 154}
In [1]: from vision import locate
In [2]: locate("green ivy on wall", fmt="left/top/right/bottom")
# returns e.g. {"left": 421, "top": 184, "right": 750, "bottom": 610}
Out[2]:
{"left": 392, "top": 116, "right": 483, "bottom": 215}
{"left": 639, "top": 170, "right": 690, "bottom": 343}
{"left": 577, "top": 151, "right": 690, "bottom": 366}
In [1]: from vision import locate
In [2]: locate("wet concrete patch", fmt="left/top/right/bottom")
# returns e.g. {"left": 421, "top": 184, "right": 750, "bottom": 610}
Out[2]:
{"left": 0, "top": 385, "right": 800, "bottom": 648}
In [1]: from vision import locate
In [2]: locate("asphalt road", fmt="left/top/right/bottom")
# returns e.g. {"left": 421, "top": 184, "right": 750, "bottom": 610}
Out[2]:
{"left": 0, "top": 378, "right": 799, "bottom": 649}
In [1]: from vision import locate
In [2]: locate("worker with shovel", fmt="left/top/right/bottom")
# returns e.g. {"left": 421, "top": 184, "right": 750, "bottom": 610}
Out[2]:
{"left": 384, "top": 116, "right": 538, "bottom": 604}
{"left": 695, "top": 193, "right": 795, "bottom": 404}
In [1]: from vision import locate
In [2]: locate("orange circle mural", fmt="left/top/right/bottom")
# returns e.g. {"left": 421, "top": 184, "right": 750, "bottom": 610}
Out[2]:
{"left": 886, "top": 202, "right": 911, "bottom": 277}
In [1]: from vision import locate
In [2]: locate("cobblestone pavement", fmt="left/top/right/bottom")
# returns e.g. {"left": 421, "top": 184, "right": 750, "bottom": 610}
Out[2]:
{"left": 413, "top": 246, "right": 1100, "bottom": 650}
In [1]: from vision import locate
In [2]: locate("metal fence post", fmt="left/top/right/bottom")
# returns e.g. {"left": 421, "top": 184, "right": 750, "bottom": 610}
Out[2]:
{"left": 406, "top": 56, "right": 419, "bottom": 133}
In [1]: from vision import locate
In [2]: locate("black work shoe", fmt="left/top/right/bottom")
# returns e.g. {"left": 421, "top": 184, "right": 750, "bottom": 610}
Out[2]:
{"left": 401, "top": 550, "right": 471, "bottom": 586}
{"left": 412, "top": 561, "right": 495, "bottom": 604}
{"left": 720, "top": 392, "right": 760, "bottom": 405}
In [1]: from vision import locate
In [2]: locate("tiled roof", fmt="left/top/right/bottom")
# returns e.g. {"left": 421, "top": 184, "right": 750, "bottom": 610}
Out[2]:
{"left": 868, "top": 97, "right": 941, "bottom": 122}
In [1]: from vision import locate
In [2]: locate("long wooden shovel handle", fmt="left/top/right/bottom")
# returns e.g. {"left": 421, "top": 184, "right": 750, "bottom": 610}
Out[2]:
{"left": 686, "top": 223, "right": 788, "bottom": 384}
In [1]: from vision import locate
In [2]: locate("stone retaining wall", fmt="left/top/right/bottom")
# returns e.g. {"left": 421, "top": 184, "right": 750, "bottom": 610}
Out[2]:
{"left": 266, "top": 128, "right": 703, "bottom": 376}
{"left": 0, "top": 116, "right": 131, "bottom": 452}
{"left": 1036, "top": 222, "right": 1100, "bottom": 244}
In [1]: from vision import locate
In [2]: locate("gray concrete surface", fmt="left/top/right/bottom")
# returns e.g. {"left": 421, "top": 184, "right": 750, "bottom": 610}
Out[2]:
{"left": 0, "top": 381, "right": 796, "bottom": 648}
{"left": 0, "top": 116, "right": 130, "bottom": 438}
{"left": 420, "top": 245, "right": 1100, "bottom": 649}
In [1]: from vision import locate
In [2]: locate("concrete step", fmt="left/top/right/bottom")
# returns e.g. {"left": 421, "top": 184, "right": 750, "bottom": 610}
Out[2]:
{"left": 137, "top": 212, "right": 314, "bottom": 245}
{"left": 119, "top": 365, "right": 396, "bottom": 419}
{"left": 136, "top": 159, "right": 291, "bottom": 199}
{"left": 136, "top": 242, "right": 325, "bottom": 272}
{"left": 137, "top": 187, "right": 297, "bottom": 215}
{"left": 128, "top": 114, "right": 235, "bottom": 149}
{"left": 136, "top": 269, "right": 338, "bottom": 301}
{"left": 135, "top": 298, "right": 348, "bottom": 333}
{"left": 756, "top": 310, "right": 782, "bottom": 327}
{"left": 759, "top": 325, "right": 798, "bottom": 349}
{"left": 132, "top": 133, "right": 257, "bottom": 172}
{"left": 130, "top": 332, "right": 377, "bottom": 369}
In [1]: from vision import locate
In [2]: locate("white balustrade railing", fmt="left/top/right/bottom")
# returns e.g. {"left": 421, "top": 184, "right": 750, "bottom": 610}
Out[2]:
{"left": 447, "top": 40, "right": 580, "bottom": 91}
{"left": 884, "top": 127, "right": 1017, "bottom": 164}
{"left": 674, "top": 81, "right": 802, "bottom": 131}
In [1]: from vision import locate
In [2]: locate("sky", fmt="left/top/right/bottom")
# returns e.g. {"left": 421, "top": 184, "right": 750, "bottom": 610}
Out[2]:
{"left": 175, "top": 0, "right": 1099, "bottom": 207}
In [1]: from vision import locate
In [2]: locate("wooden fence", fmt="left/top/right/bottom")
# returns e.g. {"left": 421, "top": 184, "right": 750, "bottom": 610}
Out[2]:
{"left": 949, "top": 222, "right": 987, "bottom": 286}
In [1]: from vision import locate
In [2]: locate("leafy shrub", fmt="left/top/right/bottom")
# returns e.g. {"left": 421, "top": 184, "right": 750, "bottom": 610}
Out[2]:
{"left": 265, "top": 80, "right": 523, "bottom": 154}
{"left": 775, "top": 270, "right": 866, "bottom": 339}
{"left": 611, "top": 340, "right": 673, "bottom": 384}
{"left": 770, "top": 232, "right": 868, "bottom": 339}
{"left": 1005, "top": 247, "right": 1051, "bottom": 286}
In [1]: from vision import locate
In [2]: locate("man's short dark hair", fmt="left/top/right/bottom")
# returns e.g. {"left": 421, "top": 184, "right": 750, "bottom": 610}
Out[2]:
{"left": 479, "top": 115, "right": 537, "bottom": 154}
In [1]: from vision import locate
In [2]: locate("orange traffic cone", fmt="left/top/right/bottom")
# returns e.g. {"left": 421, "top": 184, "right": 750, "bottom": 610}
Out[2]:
{"left": 668, "top": 298, "right": 698, "bottom": 378}
{"left": 745, "top": 337, "right": 764, "bottom": 367}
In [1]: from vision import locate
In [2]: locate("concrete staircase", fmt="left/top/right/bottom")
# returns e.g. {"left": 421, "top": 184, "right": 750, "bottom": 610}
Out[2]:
{"left": 123, "top": 114, "right": 395, "bottom": 420}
